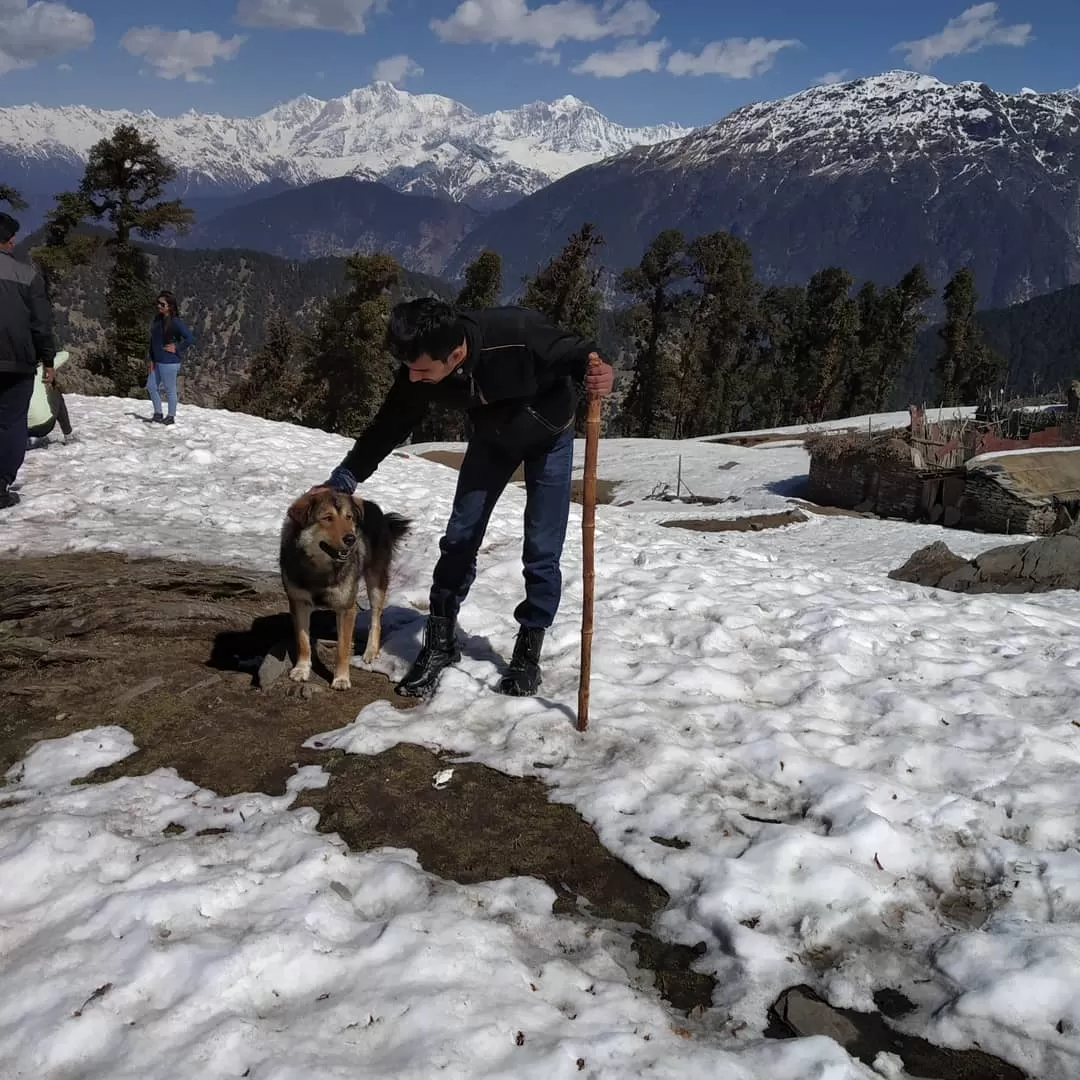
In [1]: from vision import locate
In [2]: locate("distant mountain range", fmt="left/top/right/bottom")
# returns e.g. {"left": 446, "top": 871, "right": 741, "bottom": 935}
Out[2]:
{"left": 182, "top": 177, "right": 482, "bottom": 272}
{"left": 450, "top": 71, "right": 1080, "bottom": 309}
{"left": 0, "top": 82, "right": 689, "bottom": 215}
{"left": 6, "top": 72, "right": 1080, "bottom": 309}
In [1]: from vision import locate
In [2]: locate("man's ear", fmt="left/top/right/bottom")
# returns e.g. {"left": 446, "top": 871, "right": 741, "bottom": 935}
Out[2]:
{"left": 287, "top": 490, "right": 320, "bottom": 526}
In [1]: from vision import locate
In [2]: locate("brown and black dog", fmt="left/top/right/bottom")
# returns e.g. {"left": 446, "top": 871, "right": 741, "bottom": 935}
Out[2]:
{"left": 279, "top": 487, "right": 410, "bottom": 690}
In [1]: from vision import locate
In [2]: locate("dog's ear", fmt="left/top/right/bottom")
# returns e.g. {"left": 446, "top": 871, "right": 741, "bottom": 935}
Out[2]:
{"left": 287, "top": 490, "right": 320, "bottom": 526}
{"left": 350, "top": 495, "right": 365, "bottom": 522}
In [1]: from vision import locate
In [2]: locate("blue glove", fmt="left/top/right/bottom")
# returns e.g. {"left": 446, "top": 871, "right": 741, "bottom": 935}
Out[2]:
{"left": 324, "top": 465, "right": 358, "bottom": 493}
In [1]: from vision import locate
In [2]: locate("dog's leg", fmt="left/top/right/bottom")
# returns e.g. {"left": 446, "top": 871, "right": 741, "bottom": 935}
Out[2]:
{"left": 332, "top": 606, "right": 356, "bottom": 690}
{"left": 288, "top": 596, "right": 314, "bottom": 683}
{"left": 361, "top": 566, "right": 387, "bottom": 663}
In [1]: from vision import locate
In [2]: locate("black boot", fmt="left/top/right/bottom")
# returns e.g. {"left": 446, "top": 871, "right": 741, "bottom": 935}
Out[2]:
{"left": 396, "top": 615, "right": 461, "bottom": 698}
{"left": 0, "top": 481, "right": 18, "bottom": 509}
{"left": 497, "top": 627, "right": 545, "bottom": 697}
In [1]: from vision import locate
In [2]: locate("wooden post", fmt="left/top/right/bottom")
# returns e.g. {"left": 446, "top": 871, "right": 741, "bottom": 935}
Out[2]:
{"left": 577, "top": 353, "right": 604, "bottom": 732}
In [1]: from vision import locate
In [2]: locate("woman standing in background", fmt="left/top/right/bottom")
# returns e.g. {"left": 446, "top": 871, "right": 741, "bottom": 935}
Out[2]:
{"left": 146, "top": 290, "right": 194, "bottom": 425}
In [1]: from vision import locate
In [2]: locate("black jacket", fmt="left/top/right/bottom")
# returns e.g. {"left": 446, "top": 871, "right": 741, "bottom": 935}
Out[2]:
{"left": 0, "top": 250, "right": 56, "bottom": 376}
{"left": 341, "top": 306, "right": 595, "bottom": 482}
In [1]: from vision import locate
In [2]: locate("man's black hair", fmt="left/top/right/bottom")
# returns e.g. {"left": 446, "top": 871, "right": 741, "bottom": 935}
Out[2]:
{"left": 385, "top": 297, "right": 465, "bottom": 365}
{"left": 0, "top": 213, "right": 19, "bottom": 246}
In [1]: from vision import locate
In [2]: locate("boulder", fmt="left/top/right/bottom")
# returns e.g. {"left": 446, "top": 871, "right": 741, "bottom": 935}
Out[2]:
{"left": 890, "top": 532, "right": 1080, "bottom": 594}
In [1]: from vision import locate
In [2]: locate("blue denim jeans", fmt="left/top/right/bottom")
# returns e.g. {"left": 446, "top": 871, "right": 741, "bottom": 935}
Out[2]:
{"left": 429, "top": 427, "right": 574, "bottom": 629}
{"left": 147, "top": 362, "right": 180, "bottom": 418}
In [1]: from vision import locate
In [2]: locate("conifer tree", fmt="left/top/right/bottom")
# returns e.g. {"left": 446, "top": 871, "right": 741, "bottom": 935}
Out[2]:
{"left": 619, "top": 229, "right": 687, "bottom": 438}
{"left": 801, "top": 267, "right": 860, "bottom": 421}
{"left": 0, "top": 185, "right": 27, "bottom": 211}
{"left": 937, "top": 267, "right": 1003, "bottom": 405}
{"left": 522, "top": 222, "right": 604, "bottom": 340}
{"left": 752, "top": 285, "right": 808, "bottom": 429}
{"left": 870, "top": 264, "right": 933, "bottom": 412}
{"left": 222, "top": 307, "right": 300, "bottom": 422}
{"left": 34, "top": 124, "right": 192, "bottom": 393}
{"left": 300, "top": 252, "right": 401, "bottom": 434}
{"left": 684, "top": 231, "right": 758, "bottom": 435}
{"left": 456, "top": 248, "right": 502, "bottom": 309}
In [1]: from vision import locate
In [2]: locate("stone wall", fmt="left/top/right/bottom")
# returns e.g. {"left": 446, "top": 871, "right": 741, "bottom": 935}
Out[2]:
{"left": 959, "top": 475, "right": 1060, "bottom": 536}
{"left": 807, "top": 452, "right": 924, "bottom": 519}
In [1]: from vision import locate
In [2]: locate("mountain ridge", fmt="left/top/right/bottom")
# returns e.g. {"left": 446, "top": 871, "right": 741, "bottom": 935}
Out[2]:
{"left": 448, "top": 71, "right": 1080, "bottom": 309}
{"left": 0, "top": 82, "right": 690, "bottom": 212}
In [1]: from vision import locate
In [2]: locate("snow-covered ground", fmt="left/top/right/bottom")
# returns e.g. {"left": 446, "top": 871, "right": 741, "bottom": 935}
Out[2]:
{"left": 2, "top": 396, "right": 1079, "bottom": 1079}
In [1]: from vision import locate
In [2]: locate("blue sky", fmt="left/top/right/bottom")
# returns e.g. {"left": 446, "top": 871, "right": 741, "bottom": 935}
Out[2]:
{"left": 0, "top": 1, "right": 1076, "bottom": 127}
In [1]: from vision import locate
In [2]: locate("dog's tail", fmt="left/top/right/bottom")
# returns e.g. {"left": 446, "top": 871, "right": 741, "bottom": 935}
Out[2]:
{"left": 385, "top": 512, "right": 411, "bottom": 547}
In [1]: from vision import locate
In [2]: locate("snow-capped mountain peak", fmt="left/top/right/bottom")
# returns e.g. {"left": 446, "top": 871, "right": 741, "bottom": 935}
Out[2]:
{"left": 0, "top": 85, "right": 692, "bottom": 210}
{"left": 639, "top": 69, "right": 1080, "bottom": 175}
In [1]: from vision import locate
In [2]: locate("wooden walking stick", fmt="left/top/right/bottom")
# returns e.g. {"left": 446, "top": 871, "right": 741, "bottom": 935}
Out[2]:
{"left": 577, "top": 353, "right": 604, "bottom": 732}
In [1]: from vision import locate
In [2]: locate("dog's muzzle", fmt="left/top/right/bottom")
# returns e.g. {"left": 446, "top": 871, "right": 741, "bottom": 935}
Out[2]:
{"left": 320, "top": 534, "right": 356, "bottom": 561}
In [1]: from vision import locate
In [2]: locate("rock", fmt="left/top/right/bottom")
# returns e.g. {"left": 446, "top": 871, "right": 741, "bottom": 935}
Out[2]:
{"left": 774, "top": 986, "right": 860, "bottom": 1048}
{"left": 888, "top": 541, "right": 973, "bottom": 589}
{"left": 257, "top": 641, "right": 292, "bottom": 689}
{"left": 891, "top": 534, "right": 1080, "bottom": 594}
{"left": 767, "top": 984, "right": 1028, "bottom": 1080}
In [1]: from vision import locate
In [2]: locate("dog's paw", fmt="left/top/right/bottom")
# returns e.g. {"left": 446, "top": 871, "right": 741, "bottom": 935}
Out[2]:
{"left": 331, "top": 674, "right": 352, "bottom": 691}
{"left": 360, "top": 645, "right": 379, "bottom": 664}
{"left": 289, "top": 662, "right": 312, "bottom": 683}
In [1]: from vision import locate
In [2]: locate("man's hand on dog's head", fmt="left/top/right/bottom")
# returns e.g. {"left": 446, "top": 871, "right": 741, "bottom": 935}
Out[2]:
{"left": 585, "top": 353, "right": 615, "bottom": 398}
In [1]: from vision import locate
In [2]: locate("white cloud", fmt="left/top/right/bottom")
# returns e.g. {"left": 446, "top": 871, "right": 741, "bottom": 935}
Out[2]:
{"left": 432, "top": 0, "right": 659, "bottom": 49}
{"left": 0, "top": 0, "right": 93, "bottom": 76}
{"left": 667, "top": 36, "right": 799, "bottom": 78}
{"left": 372, "top": 53, "right": 424, "bottom": 85}
{"left": 814, "top": 69, "right": 849, "bottom": 86}
{"left": 235, "top": 0, "right": 378, "bottom": 34}
{"left": 120, "top": 26, "right": 245, "bottom": 83}
{"left": 894, "top": 3, "right": 1032, "bottom": 69}
{"left": 528, "top": 48, "right": 561, "bottom": 65}
{"left": 572, "top": 38, "right": 666, "bottom": 78}
{"left": 57, "top": 61, "right": 71, "bottom": 70}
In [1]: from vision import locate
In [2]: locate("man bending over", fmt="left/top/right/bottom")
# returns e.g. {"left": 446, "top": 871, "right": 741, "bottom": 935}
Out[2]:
{"left": 322, "top": 298, "right": 614, "bottom": 699}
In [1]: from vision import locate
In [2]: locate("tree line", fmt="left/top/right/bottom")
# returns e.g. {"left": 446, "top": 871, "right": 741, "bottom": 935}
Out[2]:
{"left": 4, "top": 122, "right": 1006, "bottom": 440}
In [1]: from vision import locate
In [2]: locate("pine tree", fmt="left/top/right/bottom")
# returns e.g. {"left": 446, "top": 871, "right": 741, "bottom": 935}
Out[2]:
{"left": 751, "top": 285, "right": 808, "bottom": 429}
{"left": 801, "top": 267, "right": 860, "bottom": 422}
{"left": 221, "top": 307, "right": 301, "bottom": 422}
{"left": 299, "top": 252, "right": 402, "bottom": 434}
{"left": 937, "top": 267, "right": 1004, "bottom": 406}
{"left": 619, "top": 229, "right": 687, "bottom": 438}
{"left": 522, "top": 222, "right": 604, "bottom": 340}
{"left": 869, "top": 264, "right": 933, "bottom": 412}
{"left": 33, "top": 125, "right": 192, "bottom": 393}
{"left": 683, "top": 231, "right": 758, "bottom": 436}
{"left": 0, "top": 185, "right": 27, "bottom": 211}
{"left": 456, "top": 249, "right": 502, "bottom": 309}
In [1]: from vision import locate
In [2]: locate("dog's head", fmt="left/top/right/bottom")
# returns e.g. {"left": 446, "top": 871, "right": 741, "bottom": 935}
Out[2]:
{"left": 287, "top": 488, "right": 364, "bottom": 562}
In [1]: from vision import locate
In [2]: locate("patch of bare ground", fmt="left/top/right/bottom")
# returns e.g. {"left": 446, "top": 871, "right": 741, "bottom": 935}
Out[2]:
{"left": 416, "top": 449, "right": 620, "bottom": 505}
{"left": 660, "top": 510, "right": 808, "bottom": 533}
{"left": 0, "top": 552, "right": 709, "bottom": 1015}
{"left": 707, "top": 432, "right": 809, "bottom": 447}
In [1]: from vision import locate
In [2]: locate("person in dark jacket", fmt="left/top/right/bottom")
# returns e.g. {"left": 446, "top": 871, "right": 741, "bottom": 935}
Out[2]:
{"left": 146, "top": 290, "right": 194, "bottom": 425}
{"left": 0, "top": 212, "right": 56, "bottom": 509}
{"left": 321, "top": 298, "right": 614, "bottom": 699}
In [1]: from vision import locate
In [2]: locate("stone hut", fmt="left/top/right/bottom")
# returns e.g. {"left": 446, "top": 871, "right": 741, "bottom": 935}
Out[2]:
{"left": 959, "top": 448, "right": 1080, "bottom": 536}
